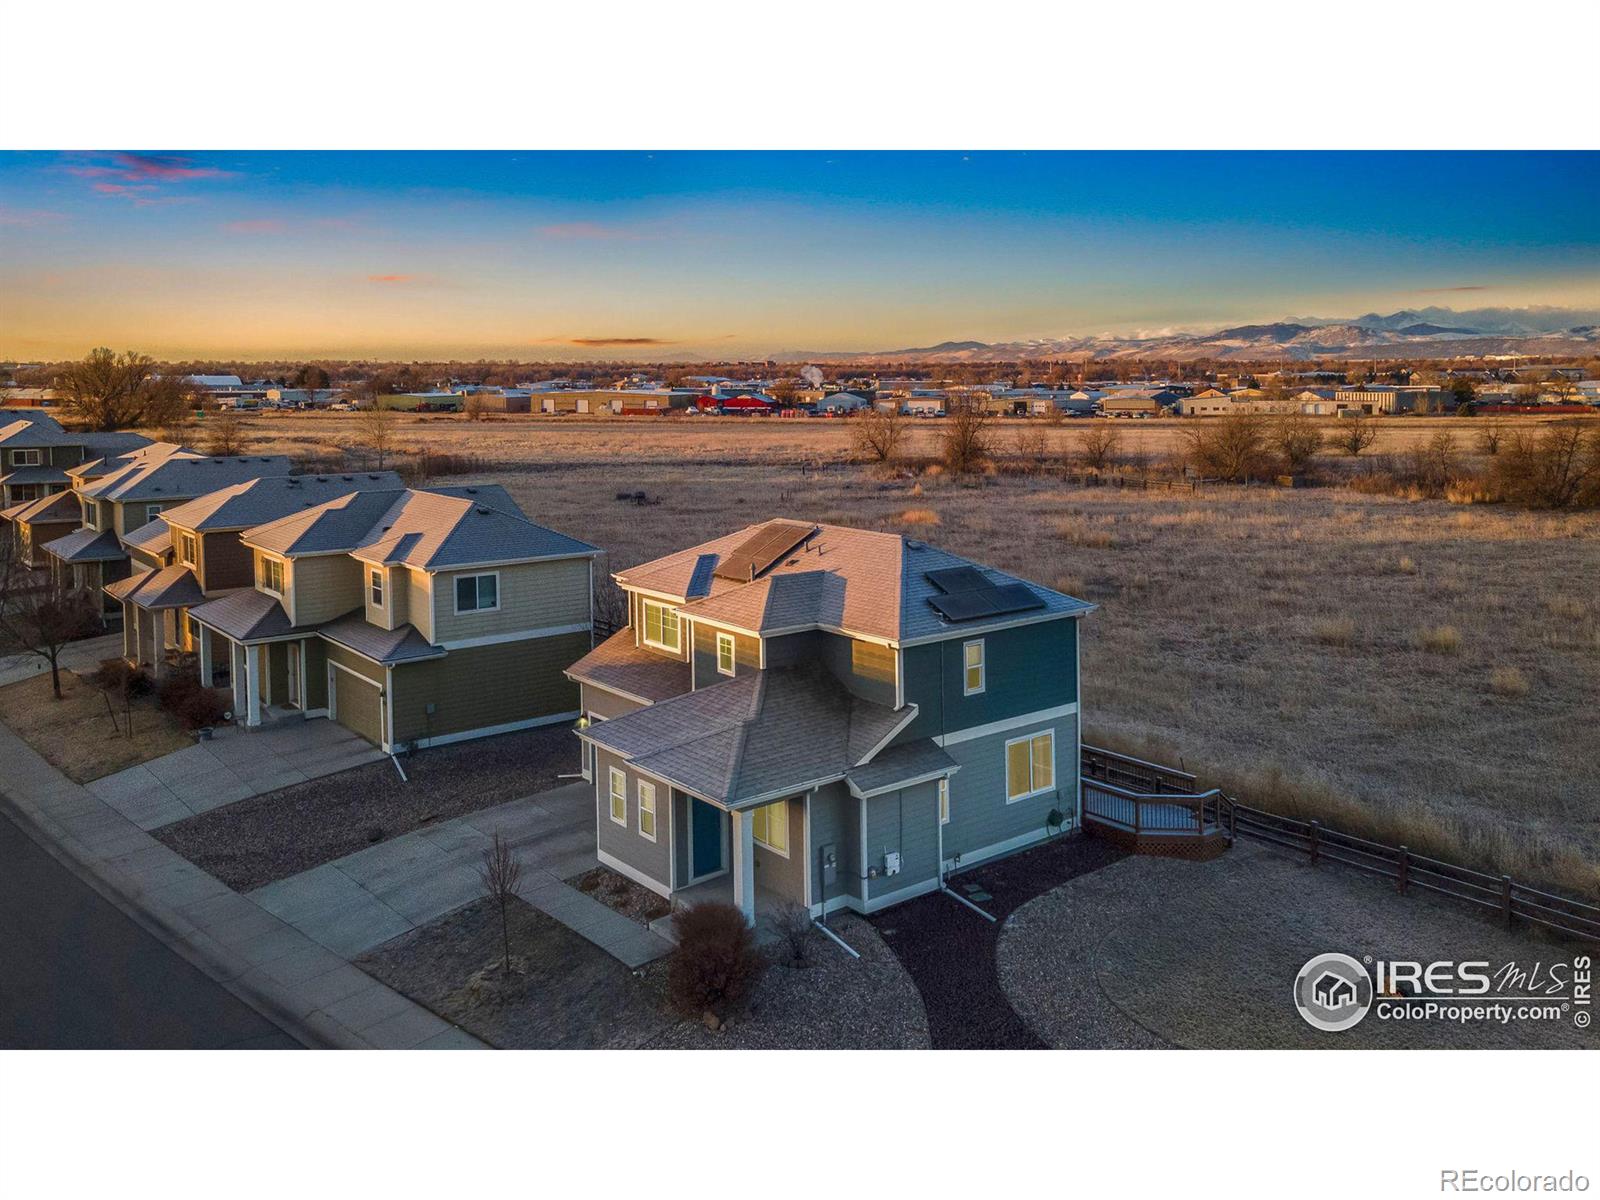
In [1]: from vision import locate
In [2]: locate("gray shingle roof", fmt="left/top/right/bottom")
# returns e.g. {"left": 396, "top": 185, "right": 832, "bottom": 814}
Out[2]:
{"left": 620, "top": 519, "right": 1094, "bottom": 644}
{"left": 121, "top": 517, "right": 172, "bottom": 557}
{"left": 159, "top": 471, "right": 404, "bottom": 533}
{"left": 2, "top": 490, "right": 80, "bottom": 524}
{"left": 242, "top": 489, "right": 405, "bottom": 556}
{"left": 565, "top": 628, "right": 692, "bottom": 704}
{"left": 105, "top": 564, "right": 206, "bottom": 610}
{"left": 319, "top": 611, "right": 445, "bottom": 665}
{"left": 583, "top": 664, "right": 913, "bottom": 808}
{"left": 846, "top": 738, "right": 959, "bottom": 798}
{"left": 0, "top": 465, "right": 70, "bottom": 487}
{"left": 42, "top": 527, "right": 125, "bottom": 563}
{"left": 188, "top": 589, "right": 302, "bottom": 642}
{"left": 0, "top": 420, "right": 61, "bottom": 448}
{"left": 81, "top": 454, "right": 292, "bottom": 503}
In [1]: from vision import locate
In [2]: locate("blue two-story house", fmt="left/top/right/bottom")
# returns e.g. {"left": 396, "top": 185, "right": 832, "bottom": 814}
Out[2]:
{"left": 567, "top": 519, "right": 1094, "bottom": 922}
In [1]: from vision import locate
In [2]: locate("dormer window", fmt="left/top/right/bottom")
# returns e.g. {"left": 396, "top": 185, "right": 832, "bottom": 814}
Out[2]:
{"left": 177, "top": 531, "right": 198, "bottom": 566}
{"left": 258, "top": 555, "right": 285, "bottom": 595}
{"left": 641, "top": 599, "right": 681, "bottom": 653}
{"left": 369, "top": 567, "right": 385, "bottom": 608}
{"left": 716, "top": 631, "right": 736, "bottom": 676}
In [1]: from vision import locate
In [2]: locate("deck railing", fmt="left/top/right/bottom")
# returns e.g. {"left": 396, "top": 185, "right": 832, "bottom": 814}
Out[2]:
{"left": 1081, "top": 777, "right": 1230, "bottom": 839}
{"left": 1081, "top": 744, "right": 1198, "bottom": 796}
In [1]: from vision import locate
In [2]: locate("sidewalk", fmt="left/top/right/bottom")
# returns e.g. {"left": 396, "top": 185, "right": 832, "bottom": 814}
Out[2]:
{"left": 87, "top": 719, "right": 385, "bottom": 831}
{"left": 0, "top": 633, "right": 123, "bottom": 688}
{"left": 250, "top": 784, "right": 673, "bottom": 970}
{"left": 0, "top": 721, "right": 483, "bottom": 1050}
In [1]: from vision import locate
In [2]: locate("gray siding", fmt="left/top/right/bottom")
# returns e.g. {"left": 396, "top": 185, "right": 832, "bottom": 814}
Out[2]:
{"left": 940, "top": 709, "right": 1078, "bottom": 869}
{"left": 594, "top": 748, "right": 674, "bottom": 894}
{"left": 808, "top": 782, "right": 861, "bottom": 904}
{"left": 863, "top": 778, "right": 943, "bottom": 905}
{"left": 900, "top": 616, "right": 1078, "bottom": 743}
{"left": 690, "top": 620, "right": 759, "bottom": 689}
{"left": 819, "top": 632, "right": 897, "bottom": 707}
{"left": 580, "top": 682, "right": 646, "bottom": 720}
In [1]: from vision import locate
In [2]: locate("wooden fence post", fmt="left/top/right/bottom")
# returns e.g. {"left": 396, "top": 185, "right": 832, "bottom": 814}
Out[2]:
{"left": 1397, "top": 846, "right": 1409, "bottom": 895}
{"left": 1501, "top": 875, "right": 1514, "bottom": 929}
{"left": 1229, "top": 802, "right": 1237, "bottom": 842}
{"left": 1309, "top": 819, "right": 1320, "bottom": 866}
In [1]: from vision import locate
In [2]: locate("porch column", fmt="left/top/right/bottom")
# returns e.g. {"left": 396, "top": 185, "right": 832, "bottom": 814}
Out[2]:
{"left": 245, "top": 643, "right": 262, "bottom": 727}
{"left": 231, "top": 642, "right": 246, "bottom": 720}
{"left": 730, "top": 808, "right": 756, "bottom": 925}
{"left": 197, "top": 629, "right": 213, "bottom": 687}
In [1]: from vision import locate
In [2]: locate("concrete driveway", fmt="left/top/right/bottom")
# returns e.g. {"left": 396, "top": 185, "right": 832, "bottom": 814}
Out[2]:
{"left": 249, "top": 782, "right": 672, "bottom": 969}
{"left": 87, "top": 718, "right": 385, "bottom": 831}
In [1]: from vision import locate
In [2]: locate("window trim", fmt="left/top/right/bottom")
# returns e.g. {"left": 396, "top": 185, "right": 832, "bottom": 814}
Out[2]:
{"left": 257, "top": 554, "right": 286, "bottom": 596}
{"left": 1004, "top": 729, "right": 1056, "bottom": 804}
{"left": 177, "top": 531, "right": 198, "bottom": 566}
{"left": 637, "top": 779, "right": 658, "bottom": 842}
{"left": 452, "top": 571, "right": 501, "bottom": 616}
{"left": 144, "top": 503, "right": 164, "bottom": 526}
{"left": 751, "top": 800, "right": 790, "bottom": 857}
{"left": 369, "top": 566, "right": 386, "bottom": 609}
{"left": 608, "top": 767, "right": 627, "bottom": 826}
{"left": 13, "top": 448, "right": 42, "bottom": 467}
{"left": 640, "top": 598, "right": 681, "bottom": 653}
{"left": 938, "top": 776, "right": 951, "bottom": 825}
{"left": 962, "top": 638, "right": 986, "bottom": 696}
{"left": 715, "top": 631, "right": 736, "bottom": 676}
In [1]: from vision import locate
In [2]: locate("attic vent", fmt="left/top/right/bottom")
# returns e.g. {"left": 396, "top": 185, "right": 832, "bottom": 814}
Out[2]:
{"left": 475, "top": 506, "right": 492, "bottom": 515}
{"left": 341, "top": 475, "right": 353, "bottom": 481}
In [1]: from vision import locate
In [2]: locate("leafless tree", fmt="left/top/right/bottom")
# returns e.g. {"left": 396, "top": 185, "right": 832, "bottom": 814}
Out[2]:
{"left": 1181, "top": 412, "right": 1271, "bottom": 482}
{"left": 0, "top": 543, "right": 101, "bottom": 700}
{"left": 1494, "top": 423, "right": 1600, "bottom": 510}
{"left": 1329, "top": 412, "right": 1378, "bottom": 457}
{"left": 1270, "top": 411, "right": 1322, "bottom": 474}
{"left": 1076, "top": 422, "right": 1121, "bottom": 472}
{"left": 849, "top": 405, "right": 904, "bottom": 463}
{"left": 463, "top": 391, "right": 487, "bottom": 422}
{"left": 940, "top": 395, "right": 991, "bottom": 474}
{"left": 479, "top": 833, "right": 523, "bottom": 979}
{"left": 53, "top": 348, "right": 185, "bottom": 430}
{"left": 205, "top": 409, "right": 248, "bottom": 456}
{"left": 1475, "top": 422, "right": 1507, "bottom": 457}
{"left": 354, "top": 405, "right": 400, "bottom": 469}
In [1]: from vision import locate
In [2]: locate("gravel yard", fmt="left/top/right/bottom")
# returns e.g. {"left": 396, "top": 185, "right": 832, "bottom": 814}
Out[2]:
{"left": 568, "top": 866, "right": 671, "bottom": 923}
{"left": 868, "top": 833, "right": 1128, "bottom": 1048}
{"left": 155, "top": 724, "right": 575, "bottom": 890}
{"left": 999, "top": 840, "right": 1600, "bottom": 1050}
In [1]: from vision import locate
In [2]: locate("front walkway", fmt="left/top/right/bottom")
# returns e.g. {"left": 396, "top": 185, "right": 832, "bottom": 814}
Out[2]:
{"left": 87, "top": 718, "right": 385, "bottom": 830}
{"left": 0, "top": 632, "right": 123, "bottom": 688}
{"left": 249, "top": 784, "right": 674, "bottom": 969}
{"left": 0, "top": 720, "right": 482, "bottom": 1049}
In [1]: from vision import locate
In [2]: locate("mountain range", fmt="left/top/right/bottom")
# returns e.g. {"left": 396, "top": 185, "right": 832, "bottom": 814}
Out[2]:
{"left": 774, "top": 307, "right": 1600, "bottom": 364}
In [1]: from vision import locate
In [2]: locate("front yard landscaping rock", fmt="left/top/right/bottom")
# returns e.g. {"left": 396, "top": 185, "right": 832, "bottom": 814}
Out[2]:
{"left": 567, "top": 866, "right": 671, "bottom": 924}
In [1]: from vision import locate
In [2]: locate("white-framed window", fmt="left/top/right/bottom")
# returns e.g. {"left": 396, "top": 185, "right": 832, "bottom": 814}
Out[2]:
{"left": 637, "top": 779, "right": 657, "bottom": 842}
{"left": 258, "top": 555, "right": 285, "bottom": 595}
{"left": 963, "top": 639, "right": 986, "bottom": 696}
{"left": 939, "top": 776, "right": 950, "bottom": 824}
{"left": 13, "top": 448, "right": 42, "bottom": 467}
{"left": 369, "top": 567, "right": 385, "bottom": 608}
{"left": 1005, "top": 730, "right": 1056, "bottom": 803}
{"left": 641, "top": 599, "right": 681, "bottom": 652}
{"left": 454, "top": 572, "right": 499, "bottom": 614}
{"left": 144, "top": 503, "right": 163, "bottom": 526}
{"left": 177, "top": 531, "right": 198, "bottom": 566}
{"left": 608, "top": 766, "right": 627, "bottom": 825}
{"left": 751, "top": 800, "right": 789, "bottom": 856}
{"left": 716, "top": 631, "right": 736, "bottom": 676}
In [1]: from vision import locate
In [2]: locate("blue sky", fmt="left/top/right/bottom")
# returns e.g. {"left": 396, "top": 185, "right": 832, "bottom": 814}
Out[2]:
{"left": 2, "top": 151, "right": 1596, "bottom": 359}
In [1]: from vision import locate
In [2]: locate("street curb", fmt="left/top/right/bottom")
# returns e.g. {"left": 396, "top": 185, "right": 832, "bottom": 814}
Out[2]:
{"left": 0, "top": 785, "right": 335, "bottom": 1049}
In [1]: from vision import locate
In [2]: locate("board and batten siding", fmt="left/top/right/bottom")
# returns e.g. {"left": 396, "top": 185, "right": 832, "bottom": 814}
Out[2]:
{"left": 388, "top": 630, "right": 587, "bottom": 744}
{"left": 808, "top": 781, "right": 861, "bottom": 905}
{"left": 432, "top": 556, "right": 589, "bottom": 644}
{"left": 899, "top": 615, "right": 1077, "bottom": 744}
{"left": 593, "top": 747, "right": 675, "bottom": 896}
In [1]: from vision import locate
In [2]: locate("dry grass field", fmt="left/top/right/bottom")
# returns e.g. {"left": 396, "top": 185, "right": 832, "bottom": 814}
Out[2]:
{"left": 234, "top": 411, "right": 1600, "bottom": 893}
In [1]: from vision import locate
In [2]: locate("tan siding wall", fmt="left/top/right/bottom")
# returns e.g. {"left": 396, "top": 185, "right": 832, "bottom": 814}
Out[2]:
{"left": 362, "top": 563, "right": 392, "bottom": 629}
{"left": 580, "top": 682, "right": 645, "bottom": 720}
{"left": 431, "top": 556, "right": 590, "bottom": 645}
{"left": 403, "top": 568, "right": 432, "bottom": 639}
{"left": 287, "top": 553, "right": 362, "bottom": 626}
{"left": 323, "top": 639, "right": 385, "bottom": 684}
{"left": 389, "top": 630, "right": 587, "bottom": 743}
{"left": 753, "top": 797, "right": 807, "bottom": 905}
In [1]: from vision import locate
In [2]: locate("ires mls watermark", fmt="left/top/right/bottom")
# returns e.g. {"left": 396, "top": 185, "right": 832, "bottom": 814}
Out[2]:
{"left": 1293, "top": 952, "right": 1592, "bottom": 1033}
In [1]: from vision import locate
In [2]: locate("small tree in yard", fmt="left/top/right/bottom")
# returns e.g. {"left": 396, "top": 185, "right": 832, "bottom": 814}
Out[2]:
{"left": 1329, "top": 412, "right": 1378, "bottom": 457}
{"left": 667, "top": 901, "right": 767, "bottom": 1027}
{"left": 1076, "top": 422, "right": 1121, "bottom": 472}
{"left": 1270, "top": 411, "right": 1322, "bottom": 474}
{"left": 849, "top": 404, "right": 904, "bottom": 463}
{"left": 1494, "top": 423, "right": 1600, "bottom": 510}
{"left": 0, "top": 550, "right": 101, "bottom": 700}
{"left": 205, "top": 408, "right": 249, "bottom": 456}
{"left": 479, "top": 833, "right": 523, "bottom": 979}
{"left": 1476, "top": 422, "right": 1506, "bottom": 456}
{"left": 355, "top": 404, "right": 399, "bottom": 469}
{"left": 941, "top": 395, "right": 991, "bottom": 474}
{"left": 1181, "top": 412, "right": 1270, "bottom": 482}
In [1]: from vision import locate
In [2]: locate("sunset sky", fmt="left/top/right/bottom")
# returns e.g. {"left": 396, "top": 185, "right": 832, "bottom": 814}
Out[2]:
{"left": 2, "top": 150, "right": 1597, "bottom": 361}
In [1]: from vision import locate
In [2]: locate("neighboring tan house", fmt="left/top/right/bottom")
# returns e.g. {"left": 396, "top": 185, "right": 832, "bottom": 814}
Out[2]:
{"left": 567, "top": 520, "right": 1094, "bottom": 923}
{"left": 0, "top": 414, "right": 156, "bottom": 507}
{"left": 187, "top": 484, "right": 601, "bottom": 749}
{"left": 106, "top": 472, "right": 402, "bottom": 683}
{"left": 41, "top": 452, "right": 292, "bottom": 613}
{"left": 1, "top": 490, "right": 82, "bottom": 567}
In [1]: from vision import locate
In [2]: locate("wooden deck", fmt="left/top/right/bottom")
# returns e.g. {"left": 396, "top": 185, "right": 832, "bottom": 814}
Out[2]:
{"left": 1080, "top": 747, "right": 1233, "bottom": 859}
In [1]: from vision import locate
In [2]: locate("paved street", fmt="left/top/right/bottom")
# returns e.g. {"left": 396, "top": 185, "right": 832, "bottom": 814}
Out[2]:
{"left": 0, "top": 807, "right": 301, "bottom": 1049}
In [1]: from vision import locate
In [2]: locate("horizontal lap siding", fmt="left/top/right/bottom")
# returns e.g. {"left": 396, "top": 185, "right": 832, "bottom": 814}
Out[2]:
{"left": 432, "top": 557, "right": 590, "bottom": 644}
{"left": 288, "top": 553, "right": 362, "bottom": 626}
{"left": 580, "top": 683, "right": 645, "bottom": 720}
{"left": 863, "top": 779, "right": 941, "bottom": 903}
{"left": 691, "top": 622, "right": 759, "bottom": 687}
{"left": 753, "top": 797, "right": 805, "bottom": 904}
{"left": 808, "top": 782, "right": 860, "bottom": 903}
{"left": 899, "top": 616, "right": 1077, "bottom": 745}
{"left": 389, "top": 630, "right": 587, "bottom": 743}
{"left": 941, "top": 711, "right": 1078, "bottom": 868}
{"left": 820, "top": 633, "right": 897, "bottom": 707}
{"left": 594, "top": 748, "right": 674, "bottom": 893}
{"left": 324, "top": 640, "right": 385, "bottom": 684}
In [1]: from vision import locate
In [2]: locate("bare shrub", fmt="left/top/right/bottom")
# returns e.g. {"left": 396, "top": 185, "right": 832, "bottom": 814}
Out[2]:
{"left": 897, "top": 508, "right": 940, "bottom": 526}
{"left": 1313, "top": 617, "right": 1355, "bottom": 647}
{"left": 850, "top": 406, "right": 904, "bottom": 463}
{"left": 1492, "top": 423, "right": 1600, "bottom": 510}
{"left": 1180, "top": 412, "right": 1271, "bottom": 482}
{"left": 479, "top": 833, "right": 523, "bottom": 980}
{"left": 1475, "top": 422, "right": 1506, "bottom": 456}
{"left": 940, "top": 397, "right": 991, "bottom": 474}
{"left": 1490, "top": 666, "right": 1530, "bottom": 698}
{"left": 1403, "top": 430, "right": 1460, "bottom": 497}
{"left": 1011, "top": 423, "right": 1050, "bottom": 473}
{"left": 1396, "top": 555, "right": 1417, "bottom": 574}
{"left": 1056, "top": 516, "right": 1117, "bottom": 549}
{"left": 1417, "top": 624, "right": 1462, "bottom": 655}
{"left": 204, "top": 409, "right": 248, "bottom": 457}
{"left": 666, "top": 901, "right": 767, "bottom": 1025}
{"left": 1329, "top": 413, "right": 1378, "bottom": 457}
{"left": 1076, "top": 423, "right": 1121, "bottom": 472}
{"left": 1269, "top": 412, "right": 1322, "bottom": 474}
{"left": 768, "top": 901, "right": 814, "bottom": 968}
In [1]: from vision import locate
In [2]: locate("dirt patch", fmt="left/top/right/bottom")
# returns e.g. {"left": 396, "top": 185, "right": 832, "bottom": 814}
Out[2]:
{"left": 567, "top": 866, "right": 670, "bottom": 923}
{"left": 868, "top": 833, "right": 1128, "bottom": 1048}
{"left": 999, "top": 840, "right": 1600, "bottom": 1050}
{"left": 0, "top": 670, "right": 191, "bottom": 783}
{"left": 155, "top": 724, "right": 574, "bottom": 890}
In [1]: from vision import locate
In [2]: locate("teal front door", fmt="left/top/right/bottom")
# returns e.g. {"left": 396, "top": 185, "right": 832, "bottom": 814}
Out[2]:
{"left": 691, "top": 799, "right": 723, "bottom": 879}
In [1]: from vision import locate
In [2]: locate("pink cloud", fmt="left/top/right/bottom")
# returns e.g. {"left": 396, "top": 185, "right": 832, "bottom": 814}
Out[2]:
{"left": 367, "top": 274, "right": 415, "bottom": 284}
{"left": 64, "top": 151, "right": 232, "bottom": 203}
{"left": 111, "top": 152, "right": 228, "bottom": 181}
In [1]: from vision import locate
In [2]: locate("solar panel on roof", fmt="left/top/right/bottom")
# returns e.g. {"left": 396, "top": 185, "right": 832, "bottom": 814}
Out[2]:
{"left": 686, "top": 553, "right": 718, "bottom": 598}
{"left": 712, "top": 522, "right": 816, "bottom": 582}
{"left": 924, "top": 565, "right": 1046, "bottom": 622}
{"left": 926, "top": 565, "right": 990, "bottom": 594}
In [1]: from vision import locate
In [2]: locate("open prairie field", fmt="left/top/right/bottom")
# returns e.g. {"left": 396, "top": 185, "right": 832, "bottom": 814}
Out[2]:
{"left": 238, "top": 412, "right": 1600, "bottom": 890}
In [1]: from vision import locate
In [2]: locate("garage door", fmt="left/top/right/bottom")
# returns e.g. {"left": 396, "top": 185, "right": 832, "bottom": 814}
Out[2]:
{"left": 333, "top": 666, "right": 384, "bottom": 746}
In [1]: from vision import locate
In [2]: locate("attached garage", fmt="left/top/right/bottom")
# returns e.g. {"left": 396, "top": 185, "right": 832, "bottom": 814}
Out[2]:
{"left": 330, "top": 661, "right": 385, "bottom": 746}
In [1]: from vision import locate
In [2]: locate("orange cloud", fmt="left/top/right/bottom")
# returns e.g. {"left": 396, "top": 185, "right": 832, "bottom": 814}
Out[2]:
{"left": 567, "top": 337, "right": 673, "bottom": 346}
{"left": 367, "top": 274, "right": 415, "bottom": 283}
